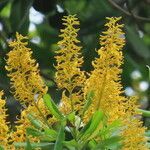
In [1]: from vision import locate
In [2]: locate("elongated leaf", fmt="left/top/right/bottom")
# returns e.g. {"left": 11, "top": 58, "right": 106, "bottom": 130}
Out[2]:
{"left": 63, "top": 140, "right": 79, "bottom": 150}
{"left": 67, "top": 112, "right": 75, "bottom": 123}
{"left": 99, "top": 120, "right": 121, "bottom": 138}
{"left": 0, "top": 146, "right": 4, "bottom": 150}
{"left": 9, "top": 0, "right": 33, "bottom": 34}
{"left": 77, "top": 116, "right": 92, "bottom": 140}
{"left": 14, "top": 142, "right": 54, "bottom": 148}
{"left": 43, "top": 94, "right": 64, "bottom": 120}
{"left": 26, "top": 128, "right": 44, "bottom": 137}
{"left": 88, "top": 140, "right": 97, "bottom": 149}
{"left": 25, "top": 139, "right": 32, "bottom": 150}
{"left": 94, "top": 136, "right": 122, "bottom": 150}
{"left": 26, "top": 127, "right": 57, "bottom": 142}
{"left": 54, "top": 121, "right": 65, "bottom": 150}
{"left": 0, "top": 0, "right": 9, "bottom": 11}
{"left": 78, "top": 110, "right": 104, "bottom": 141}
{"left": 81, "top": 91, "right": 94, "bottom": 115}
{"left": 145, "top": 130, "right": 150, "bottom": 137}
{"left": 27, "top": 114, "right": 43, "bottom": 129}
{"left": 147, "top": 65, "right": 150, "bottom": 80}
{"left": 44, "top": 128, "right": 57, "bottom": 138}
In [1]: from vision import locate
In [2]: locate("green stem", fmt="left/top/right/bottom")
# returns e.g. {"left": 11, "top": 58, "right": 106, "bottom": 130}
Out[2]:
{"left": 97, "top": 70, "right": 107, "bottom": 110}
{"left": 137, "top": 109, "right": 150, "bottom": 117}
{"left": 34, "top": 101, "right": 51, "bottom": 128}
{"left": 146, "top": 65, "right": 150, "bottom": 80}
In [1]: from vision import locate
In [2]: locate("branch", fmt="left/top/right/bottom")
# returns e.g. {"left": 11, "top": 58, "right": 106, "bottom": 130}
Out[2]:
{"left": 107, "top": 0, "right": 150, "bottom": 22}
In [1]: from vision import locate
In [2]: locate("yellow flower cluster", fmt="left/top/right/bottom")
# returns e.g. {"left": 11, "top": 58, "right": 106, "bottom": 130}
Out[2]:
{"left": 0, "top": 91, "right": 9, "bottom": 147}
{"left": 84, "top": 17, "right": 125, "bottom": 121}
{"left": 55, "top": 15, "right": 86, "bottom": 114}
{"left": 0, "top": 15, "right": 148, "bottom": 149}
{"left": 121, "top": 97, "right": 148, "bottom": 150}
{"left": 3, "top": 33, "right": 54, "bottom": 149}
{"left": 6, "top": 32, "right": 48, "bottom": 105}
{"left": 10, "top": 98, "right": 56, "bottom": 144}
{"left": 83, "top": 17, "right": 147, "bottom": 149}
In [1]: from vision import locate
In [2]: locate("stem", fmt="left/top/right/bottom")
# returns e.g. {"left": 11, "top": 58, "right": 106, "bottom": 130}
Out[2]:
{"left": 146, "top": 65, "right": 150, "bottom": 80}
{"left": 137, "top": 109, "right": 150, "bottom": 117}
{"left": 107, "top": 0, "right": 150, "bottom": 22}
{"left": 97, "top": 70, "right": 107, "bottom": 110}
{"left": 69, "top": 91, "right": 74, "bottom": 112}
{"left": 33, "top": 101, "right": 51, "bottom": 128}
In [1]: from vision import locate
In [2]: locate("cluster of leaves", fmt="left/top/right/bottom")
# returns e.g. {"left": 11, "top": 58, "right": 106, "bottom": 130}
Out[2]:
{"left": 13, "top": 94, "right": 122, "bottom": 150}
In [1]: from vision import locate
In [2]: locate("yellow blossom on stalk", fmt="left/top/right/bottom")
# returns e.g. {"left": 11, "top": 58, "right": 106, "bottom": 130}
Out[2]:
{"left": 84, "top": 17, "right": 148, "bottom": 149}
{"left": 84, "top": 17, "right": 125, "bottom": 121}
{"left": 55, "top": 15, "right": 86, "bottom": 114}
{"left": 0, "top": 91, "right": 9, "bottom": 148}
{"left": 11, "top": 98, "right": 56, "bottom": 145}
{"left": 5, "top": 33, "right": 48, "bottom": 104}
{"left": 121, "top": 97, "right": 148, "bottom": 150}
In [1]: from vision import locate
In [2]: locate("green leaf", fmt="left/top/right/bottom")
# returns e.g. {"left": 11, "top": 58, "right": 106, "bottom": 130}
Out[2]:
{"left": 26, "top": 127, "right": 44, "bottom": 137}
{"left": 54, "top": 121, "right": 65, "bottom": 150}
{"left": 67, "top": 111, "right": 75, "bottom": 123}
{"left": 63, "top": 140, "right": 79, "bottom": 150}
{"left": 25, "top": 139, "right": 32, "bottom": 150}
{"left": 78, "top": 110, "right": 104, "bottom": 141}
{"left": 99, "top": 119, "right": 121, "bottom": 138}
{"left": 94, "top": 136, "right": 122, "bottom": 150}
{"left": 81, "top": 91, "right": 94, "bottom": 115}
{"left": 43, "top": 94, "right": 64, "bottom": 120}
{"left": 14, "top": 142, "right": 54, "bottom": 148}
{"left": 88, "top": 140, "right": 97, "bottom": 149}
{"left": 146, "top": 65, "right": 150, "bottom": 80}
{"left": 44, "top": 128, "right": 57, "bottom": 138}
{"left": 0, "top": 0, "right": 9, "bottom": 10}
{"left": 27, "top": 114, "right": 43, "bottom": 129}
{"left": 9, "top": 0, "right": 33, "bottom": 34}
{"left": 77, "top": 116, "right": 92, "bottom": 140}
{"left": 26, "top": 127, "right": 57, "bottom": 142}
{"left": 0, "top": 146, "right": 4, "bottom": 150}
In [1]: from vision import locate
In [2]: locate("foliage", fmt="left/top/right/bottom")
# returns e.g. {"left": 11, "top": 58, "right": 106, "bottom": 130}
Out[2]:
{"left": 15, "top": 96, "right": 122, "bottom": 150}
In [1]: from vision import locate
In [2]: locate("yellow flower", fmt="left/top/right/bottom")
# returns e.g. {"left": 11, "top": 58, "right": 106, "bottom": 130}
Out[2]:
{"left": 6, "top": 32, "right": 48, "bottom": 104}
{"left": 121, "top": 97, "right": 148, "bottom": 150}
{"left": 0, "top": 91, "right": 9, "bottom": 148}
{"left": 55, "top": 15, "right": 86, "bottom": 114}
{"left": 11, "top": 98, "right": 56, "bottom": 144}
{"left": 84, "top": 17, "right": 125, "bottom": 121}
{"left": 84, "top": 17, "right": 148, "bottom": 149}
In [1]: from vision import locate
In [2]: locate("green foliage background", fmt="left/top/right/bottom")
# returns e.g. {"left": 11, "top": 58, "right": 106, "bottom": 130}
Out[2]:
{"left": 0, "top": 0, "right": 150, "bottom": 126}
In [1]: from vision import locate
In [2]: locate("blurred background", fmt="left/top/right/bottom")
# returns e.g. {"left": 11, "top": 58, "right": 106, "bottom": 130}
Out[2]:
{"left": 0, "top": 0, "right": 150, "bottom": 127}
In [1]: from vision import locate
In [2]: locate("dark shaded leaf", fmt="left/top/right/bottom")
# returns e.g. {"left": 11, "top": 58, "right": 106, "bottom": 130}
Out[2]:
{"left": 54, "top": 121, "right": 65, "bottom": 150}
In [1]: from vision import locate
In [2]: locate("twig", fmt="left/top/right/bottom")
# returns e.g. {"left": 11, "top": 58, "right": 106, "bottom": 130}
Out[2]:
{"left": 107, "top": 0, "right": 150, "bottom": 22}
{"left": 34, "top": 101, "right": 51, "bottom": 128}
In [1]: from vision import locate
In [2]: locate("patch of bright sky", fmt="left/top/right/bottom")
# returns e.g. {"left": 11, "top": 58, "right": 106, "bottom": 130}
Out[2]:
{"left": 56, "top": 4, "right": 64, "bottom": 13}
{"left": 30, "top": 36, "right": 41, "bottom": 44}
{"left": 0, "top": 23, "right": 3, "bottom": 31}
{"left": 29, "top": 7, "right": 44, "bottom": 32}
{"left": 130, "top": 70, "right": 142, "bottom": 79}
{"left": 138, "top": 30, "right": 144, "bottom": 38}
{"left": 125, "top": 87, "right": 135, "bottom": 96}
{"left": 139, "top": 81, "right": 149, "bottom": 91}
